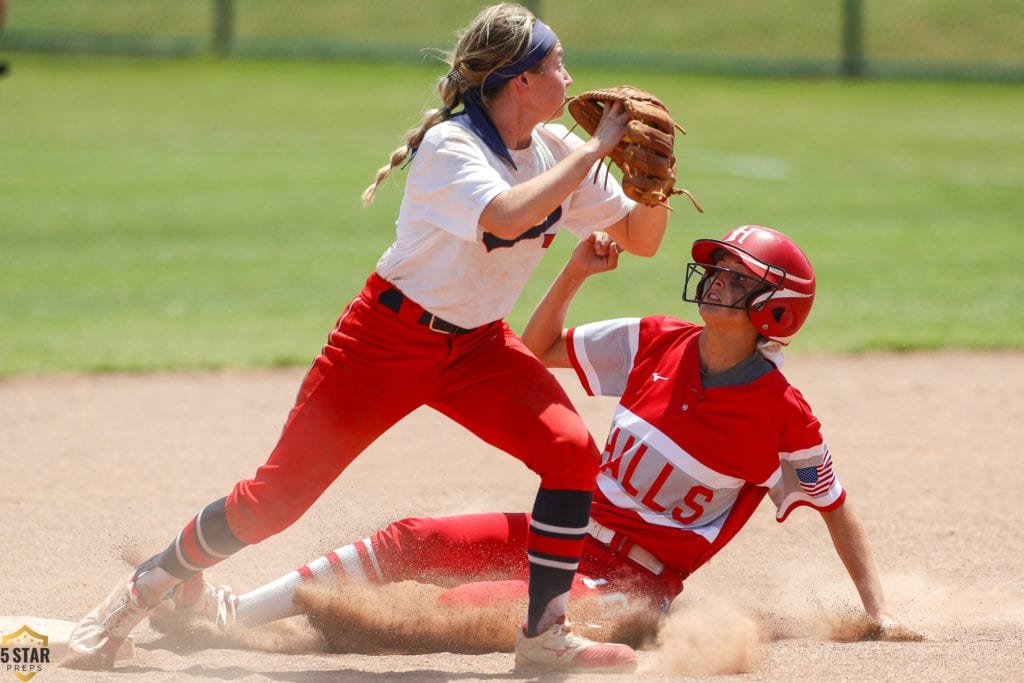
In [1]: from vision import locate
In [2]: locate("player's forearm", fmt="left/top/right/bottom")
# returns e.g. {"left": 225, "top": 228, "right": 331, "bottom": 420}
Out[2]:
{"left": 821, "top": 501, "right": 888, "bottom": 619}
{"left": 605, "top": 203, "right": 669, "bottom": 257}
{"left": 478, "top": 141, "right": 607, "bottom": 240}
{"left": 520, "top": 263, "right": 590, "bottom": 367}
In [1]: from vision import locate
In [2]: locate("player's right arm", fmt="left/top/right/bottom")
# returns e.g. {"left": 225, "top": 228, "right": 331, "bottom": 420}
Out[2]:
{"left": 820, "top": 500, "right": 925, "bottom": 641}
{"left": 521, "top": 232, "right": 620, "bottom": 367}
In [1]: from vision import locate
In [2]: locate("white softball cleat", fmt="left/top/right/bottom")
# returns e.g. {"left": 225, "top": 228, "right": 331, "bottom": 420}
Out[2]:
{"left": 69, "top": 570, "right": 157, "bottom": 658}
{"left": 514, "top": 618, "right": 638, "bottom": 673}
{"left": 172, "top": 573, "right": 238, "bottom": 628}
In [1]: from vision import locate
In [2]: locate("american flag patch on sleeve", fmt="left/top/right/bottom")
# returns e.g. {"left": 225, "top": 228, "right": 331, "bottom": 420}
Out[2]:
{"left": 795, "top": 449, "right": 835, "bottom": 497}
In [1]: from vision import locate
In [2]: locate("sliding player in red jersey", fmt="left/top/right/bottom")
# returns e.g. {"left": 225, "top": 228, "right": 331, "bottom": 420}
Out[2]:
{"left": 172, "top": 226, "right": 919, "bottom": 646}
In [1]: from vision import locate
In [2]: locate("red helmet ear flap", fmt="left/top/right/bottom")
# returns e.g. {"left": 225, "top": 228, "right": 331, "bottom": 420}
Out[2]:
{"left": 749, "top": 302, "right": 791, "bottom": 339}
{"left": 749, "top": 294, "right": 814, "bottom": 344}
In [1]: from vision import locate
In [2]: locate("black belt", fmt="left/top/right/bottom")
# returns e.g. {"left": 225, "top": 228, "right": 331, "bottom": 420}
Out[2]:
{"left": 377, "top": 288, "right": 475, "bottom": 335}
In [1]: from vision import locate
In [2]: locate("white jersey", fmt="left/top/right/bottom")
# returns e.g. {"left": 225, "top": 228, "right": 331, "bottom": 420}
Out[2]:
{"left": 375, "top": 120, "right": 635, "bottom": 329}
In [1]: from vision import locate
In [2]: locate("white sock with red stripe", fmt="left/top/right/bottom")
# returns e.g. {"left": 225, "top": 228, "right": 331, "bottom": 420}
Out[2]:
{"left": 235, "top": 538, "right": 383, "bottom": 627}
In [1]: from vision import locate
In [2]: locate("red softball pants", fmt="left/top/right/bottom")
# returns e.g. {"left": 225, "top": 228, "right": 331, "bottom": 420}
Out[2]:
{"left": 224, "top": 273, "right": 601, "bottom": 544}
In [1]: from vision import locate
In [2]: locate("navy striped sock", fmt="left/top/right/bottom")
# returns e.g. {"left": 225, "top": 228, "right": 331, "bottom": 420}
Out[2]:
{"left": 526, "top": 487, "right": 592, "bottom": 635}
{"left": 156, "top": 497, "right": 248, "bottom": 580}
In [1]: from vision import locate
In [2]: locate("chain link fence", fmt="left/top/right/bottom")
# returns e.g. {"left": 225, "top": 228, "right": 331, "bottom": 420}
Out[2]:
{"left": 1, "top": 0, "right": 1022, "bottom": 82}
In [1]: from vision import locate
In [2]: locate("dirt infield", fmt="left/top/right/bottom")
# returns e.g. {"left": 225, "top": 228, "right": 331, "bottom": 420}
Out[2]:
{"left": 2, "top": 352, "right": 1021, "bottom": 681}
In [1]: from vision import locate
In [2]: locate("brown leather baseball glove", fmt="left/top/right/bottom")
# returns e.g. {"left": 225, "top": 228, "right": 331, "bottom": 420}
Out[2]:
{"left": 567, "top": 85, "right": 701, "bottom": 211}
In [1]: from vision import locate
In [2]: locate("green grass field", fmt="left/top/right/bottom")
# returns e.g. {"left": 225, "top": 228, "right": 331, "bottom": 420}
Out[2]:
{"left": 7, "top": 0, "right": 1024, "bottom": 64}
{"left": 1, "top": 54, "right": 1021, "bottom": 376}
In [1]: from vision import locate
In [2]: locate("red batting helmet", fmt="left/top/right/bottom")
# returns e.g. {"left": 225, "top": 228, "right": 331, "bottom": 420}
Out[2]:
{"left": 684, "top": 225, "right": 816, "bottom": 344}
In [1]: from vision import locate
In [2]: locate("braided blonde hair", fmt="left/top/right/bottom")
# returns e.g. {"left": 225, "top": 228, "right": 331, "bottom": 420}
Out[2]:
{"left": 361, "top": 3, "right": 538, "bottom": 206}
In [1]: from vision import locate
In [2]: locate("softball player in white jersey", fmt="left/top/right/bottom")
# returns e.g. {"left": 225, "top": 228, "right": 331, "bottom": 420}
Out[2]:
{"left": 68, "top": 4, "right": 672, "bottom": 674}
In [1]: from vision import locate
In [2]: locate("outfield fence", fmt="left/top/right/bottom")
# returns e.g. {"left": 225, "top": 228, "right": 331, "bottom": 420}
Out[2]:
{"left": 1, "top": 0, "right": 1022, "bottom": 82}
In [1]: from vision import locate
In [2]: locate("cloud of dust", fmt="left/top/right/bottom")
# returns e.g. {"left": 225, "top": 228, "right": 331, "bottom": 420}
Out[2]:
{"left": 639, "top": 563, "right": 989, "bottom": 674}
{"left": 148, "top": 601, "right": 324, "bottom": 654}
{"left": 644, "top": 596, "right": 763, "bottom": 675}
{"left": 293, "top": 582, "right": 520, "bottom": 654}
{"left": 137, "top": 520, "right": 1021, "bottom": 663}
{"left": 709, "top": 566, "right": 1011, "bottom": 644}
{"left": 293, "top": 582, "right": 664, "bottom": 654}
{"left": 124, "top": 536, "right": 662, "bottom": 656}
{"left": 115, "top": 537, "right": 160, "bottom": 568}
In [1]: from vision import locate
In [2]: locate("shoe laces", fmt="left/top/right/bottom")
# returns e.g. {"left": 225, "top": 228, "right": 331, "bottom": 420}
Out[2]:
{"left": 214, "top": 586, "right": 237, "bottom": 627}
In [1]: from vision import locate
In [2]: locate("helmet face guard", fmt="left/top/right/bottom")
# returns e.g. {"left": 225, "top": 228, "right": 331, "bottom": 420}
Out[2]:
{"left": 683, "top": 261, "right": 781, "bottom": 311}
{"left": 683, "top": 226, "right": 816, "bottom": 344}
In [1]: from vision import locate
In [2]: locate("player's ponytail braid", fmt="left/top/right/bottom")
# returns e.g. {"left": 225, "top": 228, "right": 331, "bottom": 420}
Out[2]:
{"left": 360, "top": 75, "right": 456, "bottom": 206}
{"left": 360, "top": 95, "right": 456, "bottom": 207}
{"left": 361, "top": 3, "right": 535, "bottom": 207}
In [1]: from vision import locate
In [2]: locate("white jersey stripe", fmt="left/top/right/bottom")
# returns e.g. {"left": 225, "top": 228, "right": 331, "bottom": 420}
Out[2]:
{"left": 571, "top": 331, "right": 601, "bottom": 396}
{"left": 595, "top": 474, "right": 725, "bottom": 542}
{"left": 780, "top": 443, "right": 828, "bottom": 462}
{"left": 773, "top": 478, "right": 843, "bottom": 520}
{"left": 613, "top": 405, "right": 746, "bottom": 490}
{"left": 759, "top": 467, "right": 783, "bottom": 489}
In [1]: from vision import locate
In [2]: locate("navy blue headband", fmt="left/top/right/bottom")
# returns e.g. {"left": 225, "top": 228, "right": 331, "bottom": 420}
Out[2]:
{"left": 481, "top": 19, "right": 558, "bottom": 93}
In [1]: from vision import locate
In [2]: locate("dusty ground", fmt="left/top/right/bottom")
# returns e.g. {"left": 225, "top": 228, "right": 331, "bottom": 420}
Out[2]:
{"left": 1, "top": 352, "right": 1022, "bottom": 681}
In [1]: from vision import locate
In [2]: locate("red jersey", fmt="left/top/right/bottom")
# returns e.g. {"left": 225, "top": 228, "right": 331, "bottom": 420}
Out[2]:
{"left": 566, "top": 316, "right": 845, "bottom": 578}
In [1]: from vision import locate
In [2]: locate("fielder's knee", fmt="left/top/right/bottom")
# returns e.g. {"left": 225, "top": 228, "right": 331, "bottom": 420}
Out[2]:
{"left": 537, "top": 429, "right": 600, "bottom": 492}
{"left": 225, "top": 481, "right": 312, "bottom": 544}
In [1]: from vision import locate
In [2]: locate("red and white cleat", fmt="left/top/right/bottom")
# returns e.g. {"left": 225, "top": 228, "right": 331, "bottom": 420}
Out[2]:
{"left": 514, "top": 618, "right": 638, "bottom": 673}
{"left": 69, "top": 571, "right": 156, "bottom": 660}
